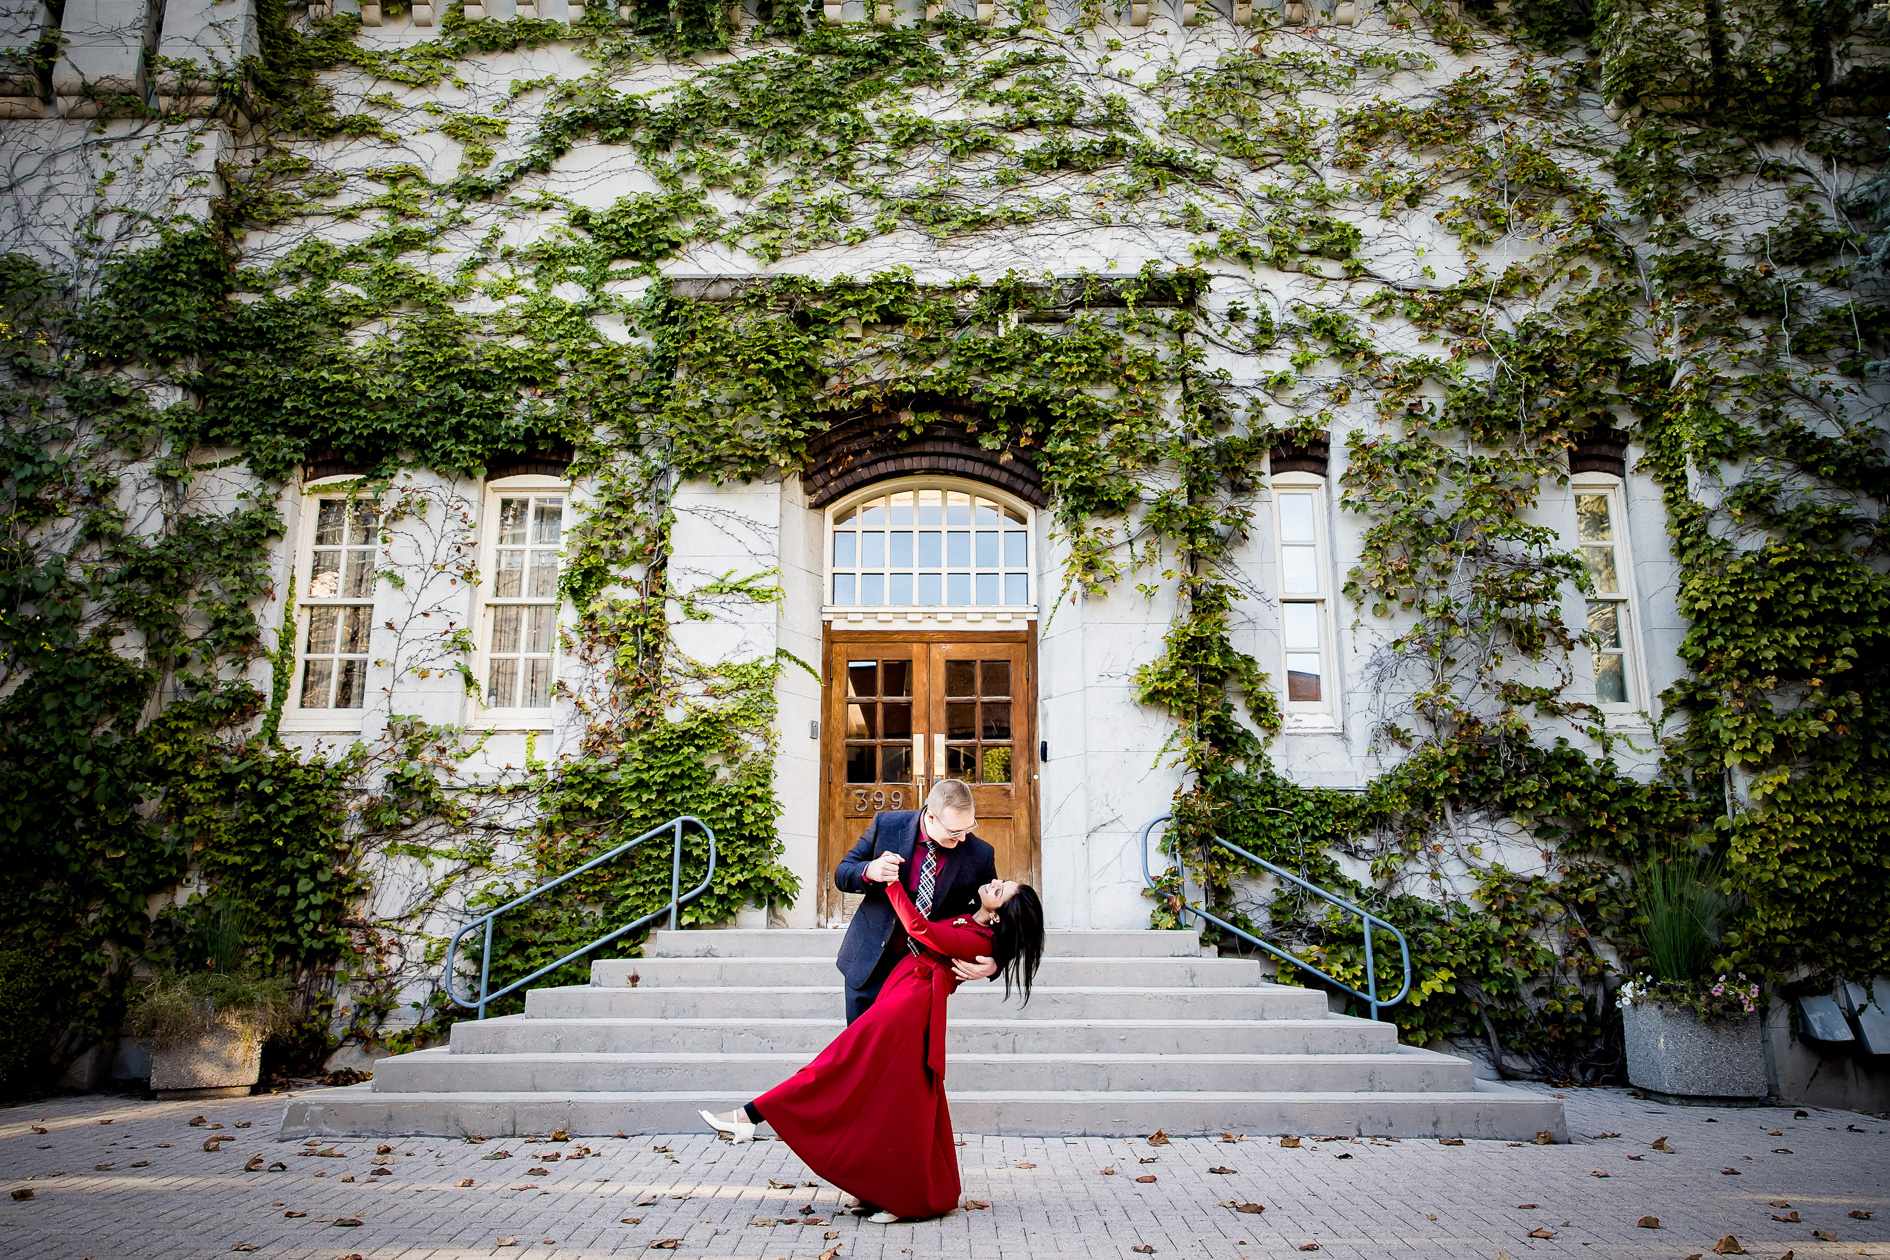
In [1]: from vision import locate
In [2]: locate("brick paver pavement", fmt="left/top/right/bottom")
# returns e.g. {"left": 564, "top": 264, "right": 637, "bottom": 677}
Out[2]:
{"left": 1, "top": 1084, "right": 1884, "bottom": 1259}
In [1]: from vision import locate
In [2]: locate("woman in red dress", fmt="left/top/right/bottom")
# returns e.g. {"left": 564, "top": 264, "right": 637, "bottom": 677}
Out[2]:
{"left": 700, "top": 868, "right": 1044, "bottom": 1222}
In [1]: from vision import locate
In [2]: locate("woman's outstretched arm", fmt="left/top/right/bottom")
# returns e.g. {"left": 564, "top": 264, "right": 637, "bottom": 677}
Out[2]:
{"left": 884, "top": 876, "right": 991, "bottom": 960}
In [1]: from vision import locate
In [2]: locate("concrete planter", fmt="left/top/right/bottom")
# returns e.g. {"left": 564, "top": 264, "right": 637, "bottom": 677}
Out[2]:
{"left": 148, "top": 1015, "right": 263, "bottom": 1100}
{"left": 1621, "top": 1000, "right": 1766, "bottom": 1104}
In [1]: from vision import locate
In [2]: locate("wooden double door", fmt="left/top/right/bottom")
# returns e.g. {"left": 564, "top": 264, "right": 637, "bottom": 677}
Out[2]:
{"left": 820, "top": 630, "right": 1038, "bottom": 923}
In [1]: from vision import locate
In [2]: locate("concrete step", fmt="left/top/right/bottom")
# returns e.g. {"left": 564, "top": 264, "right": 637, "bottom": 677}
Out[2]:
{"left": 644, "top": 928, "right": 1212, "bottom": 958}
{"left": 525, "top": 985, "right": 1333, "bottom": 1022}
{"left": 281, "top": 1080, "right": 1567, "bottom": 1141}
{"left": 591, "top": 956, "right": 1266, "bottom": 989}
{"left": 447, "top": 1015, "right": 1402, "bottom": 1057}
{"left": 370, "top": 1047, "right": 1475, "bottom": 1095}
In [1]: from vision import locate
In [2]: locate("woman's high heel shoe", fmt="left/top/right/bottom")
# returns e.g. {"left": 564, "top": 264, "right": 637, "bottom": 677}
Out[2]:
{"left": 867, "top": 1211, "right": 900, "bottom": 1224}
{"left": 698, "top": 1108, "right": 756, "bottom": 1143}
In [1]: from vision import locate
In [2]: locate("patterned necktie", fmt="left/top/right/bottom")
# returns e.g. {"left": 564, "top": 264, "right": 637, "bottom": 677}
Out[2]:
{"left": 908, "top": 840, "right": 941, "bottom": 958}
{"left": 913, "top": 840, "right": 940, "bottom": 915}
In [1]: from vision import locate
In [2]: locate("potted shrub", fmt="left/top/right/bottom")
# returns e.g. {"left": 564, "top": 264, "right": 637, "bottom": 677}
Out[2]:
{"left": 1617, "top": 852, "right": 1766, "bottom": 1103}
{"left": 126, "top": 902, "right": 293, "bottom": 1099}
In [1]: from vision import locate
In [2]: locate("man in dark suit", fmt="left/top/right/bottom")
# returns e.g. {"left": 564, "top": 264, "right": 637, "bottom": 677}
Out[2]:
{"left": 834, "top": 777, "right": 1000, "bottom": 1023}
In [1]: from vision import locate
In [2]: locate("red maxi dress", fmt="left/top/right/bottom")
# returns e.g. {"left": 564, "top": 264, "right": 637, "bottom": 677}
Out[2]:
{"left": 752, "top": 878, "right": 992, "bottom": 1220}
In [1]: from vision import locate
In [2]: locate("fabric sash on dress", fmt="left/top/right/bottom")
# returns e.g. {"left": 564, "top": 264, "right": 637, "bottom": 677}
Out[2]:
{"left": 908, "top": 945, "right": 955, "bottom": 1080}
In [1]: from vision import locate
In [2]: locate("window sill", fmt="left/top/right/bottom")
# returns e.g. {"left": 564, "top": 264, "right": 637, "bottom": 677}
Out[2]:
{"left": 1281, "top": 711, "right": 1342, "bottom": 732}
{"left": 276, "top": 712, "right": 367, "bottom": 734}
{"left": 468, "top": 711, "right": 557, "bottom": 732}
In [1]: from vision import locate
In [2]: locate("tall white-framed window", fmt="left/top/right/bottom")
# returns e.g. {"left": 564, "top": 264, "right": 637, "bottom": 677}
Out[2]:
{"left": 476, "top": 476, "right": 569, "bottom": 725}
{"left": 286, "top": 479, "right": 380, "bottom": 727}
{"left": 1572, "top": 476, "right": 1640, "bottom": 711}
{"left": 825, "top": 480, "right": 1033, "bottom": 618}
{"left": 1272, "top": 471, "right": 1336, "bottom": 721}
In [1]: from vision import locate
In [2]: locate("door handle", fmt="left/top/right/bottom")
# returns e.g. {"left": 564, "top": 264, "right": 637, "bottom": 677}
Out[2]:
{"left": 933, "top": 736, "right": 946, "bottom": 779}
{"left": 912, "top": 733, "right": 926, "bottom": 792}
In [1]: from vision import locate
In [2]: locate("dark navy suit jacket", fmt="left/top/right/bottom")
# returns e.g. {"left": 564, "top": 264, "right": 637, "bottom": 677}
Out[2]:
{"left": 833, "top": 809, "right": 998, "bottom": 988}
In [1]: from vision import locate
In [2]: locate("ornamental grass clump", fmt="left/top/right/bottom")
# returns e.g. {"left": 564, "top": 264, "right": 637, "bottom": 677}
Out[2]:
{"left": 1617, "top": 853, "right": 1760, "bottom": 1023}
{"left": 125, "top": 902, "right": 296, "bottom": 1048}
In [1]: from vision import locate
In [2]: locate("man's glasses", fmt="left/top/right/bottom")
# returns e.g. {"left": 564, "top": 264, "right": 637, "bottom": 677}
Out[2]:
{"left": 927, "top": 811, "right": 975, "bottom": 839}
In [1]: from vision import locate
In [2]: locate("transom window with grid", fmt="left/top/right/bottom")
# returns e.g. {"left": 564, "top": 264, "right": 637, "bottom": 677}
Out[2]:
{"left": 828, "top": 484, "right": 1031, "bottom": 609}
{"left": 482, "top": 487, "right": 567, "bottom": 714}
{"left": 1574, "top": 480, "right": 1637, "bottom": 708}
{"left": 296, "top": 495, "right": 378, "bottom": 712}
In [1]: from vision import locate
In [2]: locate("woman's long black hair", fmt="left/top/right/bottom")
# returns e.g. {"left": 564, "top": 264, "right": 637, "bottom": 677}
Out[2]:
{"left": 988, "top": 884, "right": 1045, "bottom": 1005}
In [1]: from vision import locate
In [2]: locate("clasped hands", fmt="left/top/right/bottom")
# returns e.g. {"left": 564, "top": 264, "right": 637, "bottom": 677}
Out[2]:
{"left": 863, "top": 851, "right": 998, "bottom": 984}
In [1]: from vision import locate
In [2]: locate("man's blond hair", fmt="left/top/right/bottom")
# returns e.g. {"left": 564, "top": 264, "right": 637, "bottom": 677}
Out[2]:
{"left": 926, "top": 777, "right": 974, "bottom": 816}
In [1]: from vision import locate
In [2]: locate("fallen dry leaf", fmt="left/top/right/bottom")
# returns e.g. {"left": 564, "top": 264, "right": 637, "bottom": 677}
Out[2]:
{"left": 483, "top": 1150, "right": 511, "bottom": 1161}
{"left": 456, "top": 1178, "right": 474, "bottom": 1188}
{"left": 283, "top": 1210, "right": 306, "bottom": 1218}
{"left": 1773, "top": 1147, "right": 1793, "bottom": 1154}
{"left": 202, "top": 1137, "right": 231, "bottom": 1152}
{"left": 244, "top": 1155, "right": 265, "bottom": 1172}
{"left": 1590, "top": 1170, "right": 1609, "bottom": 1178}
{"left": 1100, "top": 1165, "right": 1116, "bottom": 1175}
{"left": 525, "top": 1168, "right": 548, "bottom": 1176}
{"left": 1136, "top": 1175, "right": 1157, "bottom": 1183}
{"left": 1531, "top": 1131, "right": 1554, "bottom": 1145}
{"left": 496, "top": 1239, "right": 517, "bottom": 1248}
{"left": 768, "top": 1178, "right": 795, "bottom": 1189}
{"left": 10, "top": 1189, "right": 33, "bottom": 1201}
{"left": 1014, "top": 1161, "right": 1035, "bottom": 1169}
{"left": 648, "top": 1240, "right": 681, "bottom": 1250}
{"left": 267, "top": 1162, "right": 286, "bottom": 1172}
{"left": 1221, "top": 1132, "right": 1242, "bottom": 1143}
{"left": 28, "top": 1125, "right": 46, "bottom": 1135}
{"left": 130, "top": 1161, "right": 148, "bottom": 1169}
{"left": 1298, "top": 1245, "right": 1320, "bottom": 1252}
{"left": 963, "top": 1199, "right": 990, "bottom": 1210}
{"left": 188, "top": 1116, "right": 207, "bottom": 1127}
{"left": 1518, "top": 1203, "right": 1538, "bottom": 1210}
{"left": 1138, "top": 1156, "right": 1158, "bottom": 1164}
{"left": 1626, "top": 1154, "right": 1645, "bottom": 1161}
{"left": 1436, "top": 1138, "right": 1462, "bottom": 1146}
{"left": 1280, "top": 1136, "right": 1303, "bottom": 1148}
{"left": 620, "top": 1217, "right": 642, "bottom": 1225}
{"left": 635, "top": 1195, "right": 659, "bottom": 1207}
{"left": 376, "top": 1144, "right": 391, "bottom": 1155}
{"left": 1772, "top": 1211, "right": 1801, "bottom": 1222}
{"left": 1637, "top": 1215, "right": 1659, "bottom": 1228}
{"left": 825, "top": 1229, "right": 841, "bottom": 1240}
{"left": 1592, "top": 1131, "right": 1620, "bottom": 1139}
{"left": 1852, "top": 1210, "right": 1873, "bottom": 1220}
{"left": 1208, "top": 1166, "right": 1236, "bottom": 1175}
{"left": 94, "top": 1162, "right": 113, "bottom": 1171}
{"left": 1651, "top": 1136, "right": 1674, "bottom": 1152}
{"left": 1713, "top": 1235, "right": 1746, "bottom": 1254}
{"left": 1526, "top": 1227, "right": 1555, "bottom": 1239}
{"left": 1131, "top": 1246, "right": 1155, "bottom": 1255}
{"left": 819, "top": 1247, "right": 842, "bottom": 1260}
{"left": 1812, "top": 1230, "right": 1837, "bottom": 1242}
{"left": 1147, "top": 1130, "right": 1170, "bottom": 1146}
{"left": 1720, "top": 1167, "right": 1741, "bottom": 1175}
{"left": 1769, "top": 1130, "right": 1783, "bottom": 1136}
{"left": 1333, "top": 1152, "right": 1352, "bottom": 1160}
{"left": 548, "top": 1128, "right": 568, "bottom": 1141}
{"left": 230, "top": 1245, "right": 260, "bottom": 1252}
{"left": 1220, "top": 1201, "right": 1265, "bottom": 1214}
{"left": 332, "top": 1217, "right": 363, "bottom": 1227}
{"left": 1770, "top": 1200, "right": 1792, "bottom": 1208}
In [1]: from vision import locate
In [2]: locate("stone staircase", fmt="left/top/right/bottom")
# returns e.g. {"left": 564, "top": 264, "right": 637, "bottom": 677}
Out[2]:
{"left": 280, "top": 928, "right": 1565, "bottom": 1140}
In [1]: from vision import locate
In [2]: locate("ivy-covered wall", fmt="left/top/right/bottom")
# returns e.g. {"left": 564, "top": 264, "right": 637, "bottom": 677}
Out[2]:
{"left": 0, "top": 0, "right": 1885, "bottom": 1092}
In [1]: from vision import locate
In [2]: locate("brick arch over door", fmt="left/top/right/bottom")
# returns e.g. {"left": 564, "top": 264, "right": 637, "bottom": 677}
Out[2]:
{"left": 802, "top": 400, "right": 1047, "bottom": 509}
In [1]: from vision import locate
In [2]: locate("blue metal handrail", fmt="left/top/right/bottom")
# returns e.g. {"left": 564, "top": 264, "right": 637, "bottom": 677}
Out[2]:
{"left": 1140, "top": 813, "right": 1412, "bottom": 1020}
{"left": 443, "top": 815, "right": 717, "bottom": 1019}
